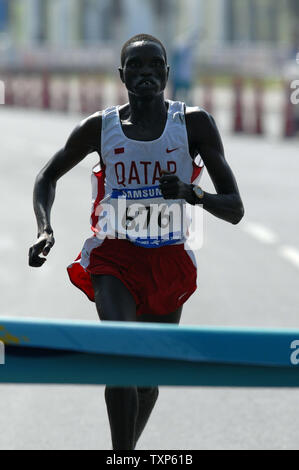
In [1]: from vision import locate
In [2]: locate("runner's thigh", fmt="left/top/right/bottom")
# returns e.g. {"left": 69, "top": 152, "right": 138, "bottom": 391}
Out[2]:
{"left": 91, "top": 274, "right": 137, "bottom": 322}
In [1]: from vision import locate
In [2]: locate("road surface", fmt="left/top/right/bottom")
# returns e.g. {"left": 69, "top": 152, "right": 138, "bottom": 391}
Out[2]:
{"left": 0, "top": 107, "right": 299, "bottom": 450}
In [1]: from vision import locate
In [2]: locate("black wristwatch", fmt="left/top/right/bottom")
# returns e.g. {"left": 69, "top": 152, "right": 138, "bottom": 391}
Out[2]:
{"left": 188, "top": 184, "right": 204, "bottom": 205}
{"left": 192, "top": 185, "right": 205, "bottom": 201}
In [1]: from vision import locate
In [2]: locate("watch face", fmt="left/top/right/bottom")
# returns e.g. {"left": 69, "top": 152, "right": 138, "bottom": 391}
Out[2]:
{"left": 194, "top": 186, "right": 204, "bottom": 199}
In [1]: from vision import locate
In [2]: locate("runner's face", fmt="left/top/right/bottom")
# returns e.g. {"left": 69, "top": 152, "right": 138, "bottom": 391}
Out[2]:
{"left": 120, "top": 41, "right": 169, "bottom": 97}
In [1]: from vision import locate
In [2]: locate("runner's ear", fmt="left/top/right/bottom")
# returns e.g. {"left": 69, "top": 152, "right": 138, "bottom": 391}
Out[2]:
{"left": 166, "top": 65, "right": 170, "bottom": 80}
{"left": 118, "top": 67, "right": 124, "bottom": 83}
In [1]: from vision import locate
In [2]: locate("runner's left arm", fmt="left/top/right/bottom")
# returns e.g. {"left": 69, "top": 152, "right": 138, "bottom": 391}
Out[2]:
{"left": 160, "top": 109, "right": 244, "bottom": 225}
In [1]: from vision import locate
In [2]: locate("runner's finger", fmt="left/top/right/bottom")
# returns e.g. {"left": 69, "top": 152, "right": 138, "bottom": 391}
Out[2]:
{"left": 28, "top": 247, "right": 47, "bottom": 267}
{"left": 42, "top": 241, "right": 54, "bottom": 256}
{"left": 32, "top": 238, "right": 47, "bottom": 254}
{"left": 159, "top": 174, "right": 178, "bottom": 184}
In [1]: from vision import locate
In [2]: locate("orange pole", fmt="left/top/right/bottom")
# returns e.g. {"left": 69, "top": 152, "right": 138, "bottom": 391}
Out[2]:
{"left": 233, "top": 76, "right": 244, "bottom": 133}
{"left": 252, "top": 78, "right": 264, "bottom": 135}
{"left": 284, "top": 81, "right": 296, "bottom": 138}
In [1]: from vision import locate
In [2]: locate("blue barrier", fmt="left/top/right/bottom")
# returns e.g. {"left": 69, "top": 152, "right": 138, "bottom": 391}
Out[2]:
{"left": 1, "top": 317, "right": 299, "bottom": 386}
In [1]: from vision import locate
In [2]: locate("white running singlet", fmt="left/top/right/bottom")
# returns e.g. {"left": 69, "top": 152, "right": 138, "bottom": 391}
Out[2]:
{"left": 81, "top": 100, "right": 204, "bottom": 268}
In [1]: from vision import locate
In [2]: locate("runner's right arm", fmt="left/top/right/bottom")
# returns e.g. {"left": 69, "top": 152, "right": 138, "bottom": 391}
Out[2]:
{"left": 29, "top": 113, "right": 102, "bottom": 267}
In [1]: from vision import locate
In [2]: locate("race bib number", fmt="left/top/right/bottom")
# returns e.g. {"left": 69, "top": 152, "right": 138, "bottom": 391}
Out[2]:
{"left": 95, "top": 185, "right": 190, "bottom": 247}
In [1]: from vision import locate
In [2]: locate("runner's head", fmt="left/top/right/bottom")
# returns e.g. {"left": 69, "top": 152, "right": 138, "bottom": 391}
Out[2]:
{"left": 119, "top": 34, "right": 169, "bottom": 97}
{"left": 120, "top": 34, "right": 167, "bottom": 68}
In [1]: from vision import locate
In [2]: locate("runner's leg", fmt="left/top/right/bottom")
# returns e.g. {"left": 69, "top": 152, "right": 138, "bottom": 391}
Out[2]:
{"left": 91, "top": 274, "right": 138, "bottom": 450}
{"left": 133, "top": 306, "right": 183, "bottom": 448}
{"left": 138, "top": 307, "right": 183, "bottom": 324}
{"left": 91, "top": 274, "right": 137, "bottom": 321}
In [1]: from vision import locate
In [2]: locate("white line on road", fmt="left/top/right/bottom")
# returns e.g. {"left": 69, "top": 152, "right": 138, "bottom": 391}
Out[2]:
{"left": 242, "top": 222, "right": 279, "bottom": 245}
{"left": 242, "top": 221, "right": 299, "bottom": 273}
{"left": 279, "top": 246, "right": 299, "bottom": 270}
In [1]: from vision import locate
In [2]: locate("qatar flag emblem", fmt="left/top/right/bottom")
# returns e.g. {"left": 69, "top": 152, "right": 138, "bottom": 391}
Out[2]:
{"left": 114, "top": 147, "right": 125, "bottom": 155}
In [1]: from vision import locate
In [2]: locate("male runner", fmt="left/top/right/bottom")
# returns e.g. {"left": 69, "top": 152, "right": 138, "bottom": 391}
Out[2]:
{"left": 29, "top": 34, "right": 244, "bottom": 450}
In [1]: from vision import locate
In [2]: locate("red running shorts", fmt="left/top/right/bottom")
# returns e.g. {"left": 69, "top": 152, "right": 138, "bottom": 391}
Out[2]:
{"left": 67, "top": 237, "right": 198, "bottom": 316}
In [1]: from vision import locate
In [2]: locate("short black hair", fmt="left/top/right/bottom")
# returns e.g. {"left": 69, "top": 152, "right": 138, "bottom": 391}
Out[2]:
{"left": 120, "top": 34, "right": 167, "bottom": 67}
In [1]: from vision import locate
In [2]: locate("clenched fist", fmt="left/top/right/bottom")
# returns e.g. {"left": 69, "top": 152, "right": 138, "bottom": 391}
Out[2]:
{"left": 159, "top": 170, "right": 195, "bottom": 204}
{"left": 29, "top": 230, "right": 55, "bottom": 267}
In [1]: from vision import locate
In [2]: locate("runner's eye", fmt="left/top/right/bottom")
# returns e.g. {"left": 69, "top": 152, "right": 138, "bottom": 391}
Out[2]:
{"left": 152, "top": 59, "right": 164, "bottom": 67}
{"left": 127, "top": 60, "right": 140, "bottom": 68}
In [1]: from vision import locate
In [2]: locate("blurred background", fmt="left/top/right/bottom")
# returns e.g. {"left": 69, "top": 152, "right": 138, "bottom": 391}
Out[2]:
{"left": 1, "top": 0, "right": 299, "bottom": 451}
{"left": 0, "top": 0, "right": 299, "bottom": 136}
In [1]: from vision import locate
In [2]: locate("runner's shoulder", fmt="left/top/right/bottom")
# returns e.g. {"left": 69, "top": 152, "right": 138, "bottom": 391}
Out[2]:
{"left": 185, "top": 106, "right": 215, "bottom": 129}
{"left": 78, "top": 110, "right": 103, "bottom": 136}
{"left": 68, "top": 111, "right": 103, "bottom": 153}
{"left": 63, "top": 111, "right": 103, "bottom": 156}
{"left": 185, "top": 106, "right": 218, "bottom": 143}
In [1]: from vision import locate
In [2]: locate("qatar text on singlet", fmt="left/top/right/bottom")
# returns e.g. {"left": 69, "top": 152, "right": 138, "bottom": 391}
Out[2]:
{"left": 90, "top": 100, "right": 204, "bottom": 248}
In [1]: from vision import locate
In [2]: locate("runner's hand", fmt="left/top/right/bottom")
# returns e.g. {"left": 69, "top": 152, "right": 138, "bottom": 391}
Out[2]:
{"left": 28, "top": 231, "right": 55, "bottom": 267}
{"left": 159, "top": 170, "right": 194, "bottom": 204}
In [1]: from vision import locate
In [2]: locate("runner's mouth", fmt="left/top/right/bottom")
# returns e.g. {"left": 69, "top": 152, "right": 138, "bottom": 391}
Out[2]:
{"left": 137, "top": 79, "right": 156, "bottom": 87}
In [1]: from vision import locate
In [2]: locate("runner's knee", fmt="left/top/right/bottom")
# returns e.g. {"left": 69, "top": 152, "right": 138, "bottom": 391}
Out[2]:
{"left": 105, "top": 386, "right": 139, "bottom": 409}
{"left": 138, "top": 386, "right": 159, "bottom": 400}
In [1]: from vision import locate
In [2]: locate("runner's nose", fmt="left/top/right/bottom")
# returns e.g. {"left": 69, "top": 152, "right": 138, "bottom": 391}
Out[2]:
{"left": 140, "top": 64, "right": 153, "bottom": 76}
